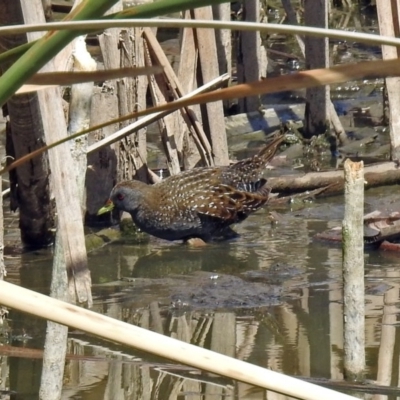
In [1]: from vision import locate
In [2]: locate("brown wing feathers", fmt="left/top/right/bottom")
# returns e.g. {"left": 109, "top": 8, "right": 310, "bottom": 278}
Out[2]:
{"left": 195, "top": 135, "right": 283, "bottom": 221}
{"left": 196, "top": 184, "right": 271, "bottom": 220}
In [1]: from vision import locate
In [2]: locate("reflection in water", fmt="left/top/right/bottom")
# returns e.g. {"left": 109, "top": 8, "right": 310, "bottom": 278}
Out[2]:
{"left": 3, "top": 203, "right": 400, "bottom": 398}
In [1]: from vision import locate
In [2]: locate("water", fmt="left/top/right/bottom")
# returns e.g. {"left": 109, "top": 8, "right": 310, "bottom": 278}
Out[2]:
{"left": 3, "top": 187, "right": 400, "bottom": 399}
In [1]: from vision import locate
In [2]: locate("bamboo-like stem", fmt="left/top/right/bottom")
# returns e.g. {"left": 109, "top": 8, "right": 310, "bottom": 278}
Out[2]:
{"left": 0, "top": 1, "right": 232, "bottom": 68}
{"left": 27, "top": 67, "right": 162, "bottom": 85}
{"left": 0, "top": 279, "right": 359, "bottom": 400}
{"left": 17, "top": 67, "right": 162, "bottom": 94}
{"left": 1, "top": 19, "right": 400, "bottom": 48}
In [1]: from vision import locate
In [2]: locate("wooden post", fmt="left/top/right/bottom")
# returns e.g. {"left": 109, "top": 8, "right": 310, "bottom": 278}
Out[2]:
{"left": 27, "top": 5, "right": 90, "bottom": 301}
{"left": 2, "top": 0, "right": 93, "bottom": 397}
{"left": 68, "top": 36, "right": 96, "bottom": 213}
{"left": 41, "top": 1, "right": 92, "bottom": 395}
{"left": 40, "top": 236, "right": 69, "bottom": 400}
{"left": 212, "top": 4, "right": 232, "bottom": 78}
{"left": 376, "top": 0, "right": 400, "bottom": 161}
{"left": 304, "top": 0, "right": 329, "bottom": 138}
{"left": 41, "top": 0, "right": 52, "bottom": 19}
{"left": 98, "top": 3, "right": 148, "bottom": 184}
{"left": 0, "top": 2, "right": 54, "bottom": 248}
{"left": 237, "top": 0, "right": 268, "bottom": 113}
{"left": 144, "top": 39, "right": 181, "bottom": 175}
{"left": 117, "top": 27, "right": 148, "bottom": 182}
{"left": 86, "top": 2, "right": 120, "bottom": 220}
{"left": 0, "top": 0, "right": 90, "bottom": 303}
{"left": 193, "top": 6, "right": 229, "bottom": 166}
{"left": 144, "top": 27, "right": 215, "bottom": 168}
{"left": 177, "top": 12, "right": 203, "bottom": 169}
{"left": 281, "top": 0, "right": 345, "bottom": 143}
{"left": 86, "top": 75, "right": 229, "bottom": 163}
{"left": 375, "top": 285, "right": 398, "bottom": 387}
{"left": 212, "top": 3, "right": 232, "bottom": 114}
{"left": 86, "top": 90, "right": 119, "bottom": 219}
{"left": 342, "top": 159, "right": 365, "bottom": 381}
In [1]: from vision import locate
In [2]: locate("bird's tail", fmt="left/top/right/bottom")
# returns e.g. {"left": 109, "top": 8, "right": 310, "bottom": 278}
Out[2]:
{"left": 257, "top": 134, "right": 285, "bottom": 164}
{"left": 228, "top": 134, "right": 284, "bottom": 176}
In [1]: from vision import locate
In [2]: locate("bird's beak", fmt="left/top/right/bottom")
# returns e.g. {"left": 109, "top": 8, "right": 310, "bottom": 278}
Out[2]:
{"left": 97, "top": 199, "right": 115, "bottom": 216}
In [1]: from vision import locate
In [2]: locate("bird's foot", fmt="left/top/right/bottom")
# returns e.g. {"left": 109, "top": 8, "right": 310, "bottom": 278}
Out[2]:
{"left": 185, "top": 237, "right": 208, "bottom": 247}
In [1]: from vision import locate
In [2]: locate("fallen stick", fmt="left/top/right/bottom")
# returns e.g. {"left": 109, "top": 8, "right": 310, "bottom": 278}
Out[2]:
{"left": 0, "top": 280, "right": 359, "bottom": 400}
{"left": 269, "top": 185, "right": 331, "bottom": 204}
{"left": 269, "top": 161, "right": 399, "bottom": 195}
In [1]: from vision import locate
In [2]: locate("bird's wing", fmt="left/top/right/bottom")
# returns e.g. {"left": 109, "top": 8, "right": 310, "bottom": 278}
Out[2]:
{"left": 194, "top": 184, "right": 270, "bottom": 221}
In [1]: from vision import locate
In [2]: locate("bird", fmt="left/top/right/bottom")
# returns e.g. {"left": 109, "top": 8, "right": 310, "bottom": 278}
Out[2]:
{"left": 97, "top": 135, "right": 284, "bottom": 242}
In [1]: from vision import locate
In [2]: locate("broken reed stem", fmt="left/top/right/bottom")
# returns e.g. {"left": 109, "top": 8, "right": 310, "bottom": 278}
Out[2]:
{"left": 342, "top": 159, "right": 365, "bottom": 381}
{"left": 0, "top": 279, "right": 360, "bottom": 400}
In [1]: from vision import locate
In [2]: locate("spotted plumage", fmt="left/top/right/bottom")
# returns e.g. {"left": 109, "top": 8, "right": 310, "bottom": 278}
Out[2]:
{"left": 99, "top": 135, "right": 284, "bottom": 241}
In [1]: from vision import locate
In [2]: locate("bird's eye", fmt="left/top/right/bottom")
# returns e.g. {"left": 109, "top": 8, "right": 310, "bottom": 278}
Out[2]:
{"left": 117, "top": 193, "right": 125, "bottom": 201}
